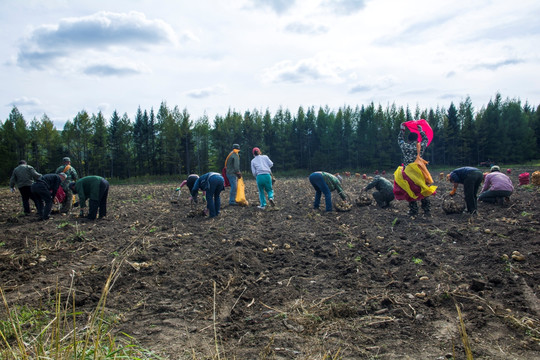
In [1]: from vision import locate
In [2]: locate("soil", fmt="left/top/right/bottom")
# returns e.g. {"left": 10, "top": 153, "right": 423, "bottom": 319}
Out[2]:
{"left": 1, "top": 170, "right": 539, "bottom": 359}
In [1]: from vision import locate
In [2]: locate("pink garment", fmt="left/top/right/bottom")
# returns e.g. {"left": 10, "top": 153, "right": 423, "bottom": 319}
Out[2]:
{"left": 482, "top": 172, "right": 514, "bottom": 192}
{"left": 404, "top": 119, "right": 433, "bottom": 146}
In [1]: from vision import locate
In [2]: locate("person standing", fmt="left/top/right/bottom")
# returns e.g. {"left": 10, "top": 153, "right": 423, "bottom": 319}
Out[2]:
{"left": 251, "top": 147, "right": 275, "bottom": 209}
{"left": 225, "top": 144, "right": 242, "bottom": 206}
{"left": 309, "top": 172, "right": 347, "bottom": 212}
{"left": 448, "top": 167, "right": 484, "bottom": 214}
{"left": 363, "top": 175, "right": 394, "bottom": 208}
{"left": 31, "top": 173, "right": 66, "bottom": 220}
{"left": 9, "top": 160, "right": 42, "bottom": 215}
{"left": 69, "top": 176, "right": 109, "bottom": 220}
{"left": 395, "top": 123, "right": 434, "bottom": 216}
{"left": 191, "top": 172, "right": 225, "bottom": 218}
{"left": 55, "top": 157, "right": 78, "bottom": 213}
{"left": 478, "top": 165, "right": 514, "bottom": 204}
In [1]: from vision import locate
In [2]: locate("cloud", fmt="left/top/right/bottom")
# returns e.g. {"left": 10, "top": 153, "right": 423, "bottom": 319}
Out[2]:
{"left": 9, "top": 96, "right": 42, "bottom": 107}
{"left": 247, "top": 0, "right": 296, "bottom": 14}
{"left": 348, "top": 75, "right": 397, "bottom": 94}
{"left": 471, "top": 59, "right": 524, "bottom": 71}
{"left": 321, "top": 0, "right": 368, "bottom": 16}
{"left": 184, "top": 85, "right": 227, "bottom": 99}
{"left": 263, "top": 58, "right": 348, "bottom": 84}
{"left": 349, "top": 84, "right": 373, "bottom": 93}
{"left": 83, "top": 64, "right": 143, "bottom": 77}
{"left": 284, "top": 22, "right": 329, "bottom": 35}
{"left": 17, "top": 11, "right": 177, "bottom": 69}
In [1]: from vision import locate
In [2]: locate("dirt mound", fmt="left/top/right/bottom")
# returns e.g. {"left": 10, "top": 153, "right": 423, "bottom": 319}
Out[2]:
{"left": 1, "top": 171, "right": 539, "bottom": 359}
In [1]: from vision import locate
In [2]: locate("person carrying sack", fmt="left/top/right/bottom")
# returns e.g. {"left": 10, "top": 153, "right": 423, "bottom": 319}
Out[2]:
{"left": 393, "top": 122, "right": 437, "bottom": 216}
{"left": 225, "top": 144, "right": 242, "bottom": 206}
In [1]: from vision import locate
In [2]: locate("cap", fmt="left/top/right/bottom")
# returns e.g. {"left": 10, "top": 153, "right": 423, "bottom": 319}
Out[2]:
{"left": 233, "top": 144, "right": 240, "bottom": 150}
{"left": 63, "top": 157, "right": 71, "bottom": 162}
{"left": 58, "top": 172, "right": 67, "bottom": 179}
{"left": 490, "top": 165, "right": 500, "bottom": 172}
{"left": 252, "top": 147, "right": 260, "bottom": 156}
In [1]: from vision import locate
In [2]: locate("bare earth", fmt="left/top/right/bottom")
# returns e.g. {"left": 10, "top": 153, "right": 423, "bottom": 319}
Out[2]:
{"left": 1, "top": 170, "right": 539, "bottom": 359}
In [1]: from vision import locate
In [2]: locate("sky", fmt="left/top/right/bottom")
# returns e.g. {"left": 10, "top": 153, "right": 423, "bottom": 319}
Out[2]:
{"left": 1, "top": 0, "right": 539, "bottom": 129}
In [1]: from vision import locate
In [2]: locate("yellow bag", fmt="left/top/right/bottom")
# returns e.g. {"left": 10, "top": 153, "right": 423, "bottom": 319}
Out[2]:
{"left": 414, "top": 142, "right": 434, "bottom": 185}
{"left": 235, "top": 178, "right": 249, "bottom": 206}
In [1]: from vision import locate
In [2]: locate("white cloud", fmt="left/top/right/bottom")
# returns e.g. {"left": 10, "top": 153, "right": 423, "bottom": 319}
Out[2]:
{"left": 184, "top": 85, "right": 227, "bottom": 99}
{"left": 9, "top": 96, "right": 41, "bottom": 107}
{"left": 16, "top": 11, "right": 177, "bottom": 71}
{"left": 284, "top": 22, "right": 329, "bottom": 35}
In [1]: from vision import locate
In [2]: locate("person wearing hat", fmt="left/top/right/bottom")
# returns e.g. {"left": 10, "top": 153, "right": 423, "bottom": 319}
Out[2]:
{"left": 225, "top": 144, "right": 242, "bottom": 206}
{"left": 69, "top": 176, "right": 109, "bottom": 220}
{"left": 251, "top": 147, "right": 275, "bottom": 209}
{"left": 31, "top": 173, "right": 66, "bottom": 220}
{"left": 363, "top": 175, "right": 395, "bottom": 208}
{"left": 448, "top": 166, "right": 484, "bottom": 214}
{"left": 478, "top": 165, "right": 514, "bottom": 205}
{"left": 10, "top": 160, "right": 42, "bottom": 215}
{"left": 190, "top": 172, "right": 225, "bottom": 218}
{"left": 309, "top": 171, "right": 346, "bottom": 212}
{"left": 55, "top": 157, "right": 78, "bottom": 213}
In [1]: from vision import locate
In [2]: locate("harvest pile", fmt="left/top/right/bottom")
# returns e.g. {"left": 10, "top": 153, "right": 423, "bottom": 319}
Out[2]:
{"left": 355, "top": 192, "right": 372, "bottom": 206}
{"left": 441, "top": 193, "right": 466, "bottom": 214}
{"left": 333, "top": 194, "right": 353, "bottom": 212}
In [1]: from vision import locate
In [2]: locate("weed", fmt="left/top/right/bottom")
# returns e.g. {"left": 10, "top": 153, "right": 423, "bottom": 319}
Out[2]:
{"left": 0, "top": 242, "right": 5, "bottom": 247}
{"left": 57, "top": 221, "right": 70, "bottom": 229}
{"left": 521, "top": 211, "right": 532, "bottom": 217}
{"left": 149, "top": 227, "right": 158, "bottom": 233}
{"left": 412, "top": 257, "right": 423, "bottom": 265}
{"left": 354, "top": 256, "right": 362, "bottom": 262}
{"left": 347, "top": 242, "right": 354, "bottom": 249}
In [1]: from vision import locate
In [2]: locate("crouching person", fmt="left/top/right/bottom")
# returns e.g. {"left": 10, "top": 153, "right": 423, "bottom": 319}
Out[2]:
{"left": 478, "top": 165, "right": 514, "bottom": 205}
{"left": 363, "top": 175, "right": 394, "bottom": 208}
{"left": 31, "top": 173, "right": 66, "bottom": 220}
{"left": 70, "top": 176, "right": 109, "bottom": 220}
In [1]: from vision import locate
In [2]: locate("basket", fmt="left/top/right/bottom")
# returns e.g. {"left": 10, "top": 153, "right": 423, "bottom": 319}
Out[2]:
{"left": 355, "top": 193, "right": 372, "bottom": 207}
{"left": 334, "top": 193, "right": 353, "bottom": 212}
{"left": 441, "top": 193, "right": 465, "bottom": 214}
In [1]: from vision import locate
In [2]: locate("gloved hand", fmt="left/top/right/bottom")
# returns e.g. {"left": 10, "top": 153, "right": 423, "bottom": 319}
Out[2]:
{"left": 449, "top": 188, "right": 456, "bottom": 196}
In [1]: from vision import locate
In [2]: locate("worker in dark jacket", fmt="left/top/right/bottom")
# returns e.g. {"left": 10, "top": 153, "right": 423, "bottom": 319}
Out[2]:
{"left": 69, "top": 176, "right": 110, "bottom": 220}
{"left": 448, "top": 167, "right": 483, "bottom": 214}
{"left": 10, "top": 160, "right": 42, "bottom": 215}
{"left": 363, "top": 175, "right": 394, "bottom": 208}
{"left": 31, "top": 173, "right": 66, "bottom": 220}
{"left": 191, "top": 172, "right": 224, "bottom": 218}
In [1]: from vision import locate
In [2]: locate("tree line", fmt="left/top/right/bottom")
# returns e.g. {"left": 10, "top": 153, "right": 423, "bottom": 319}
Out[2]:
{"left": 1, "top": 93, "right": 539, "bottom": 184}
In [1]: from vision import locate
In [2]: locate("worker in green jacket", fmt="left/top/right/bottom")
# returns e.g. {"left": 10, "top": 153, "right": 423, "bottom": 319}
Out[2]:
{"left": 69, "top": 176, "right": 109, "bottom": 220}
{"left": 309, "top": 171, "right": 346, "bottom": 212}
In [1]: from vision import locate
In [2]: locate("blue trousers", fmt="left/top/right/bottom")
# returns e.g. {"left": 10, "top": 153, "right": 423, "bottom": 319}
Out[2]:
{"left": 309, "top": 173, "right": 333, "bottom": 211}
{"left": 206, "top": 175, "right": 225, "bottom": 217}
{"left": 256, "top": 174, "right": 274, "bottom": 207}
{"left": 228, "top": 174, "right": 237, "bottom": 205}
